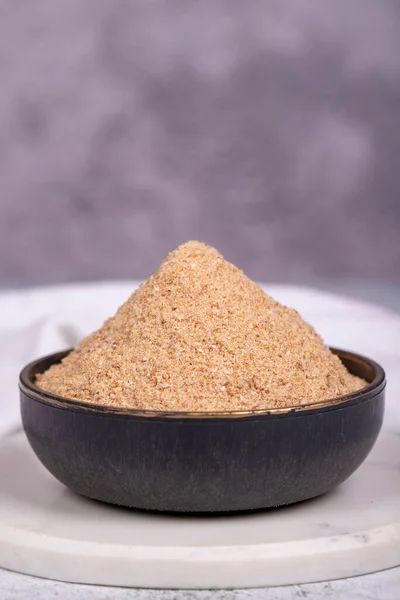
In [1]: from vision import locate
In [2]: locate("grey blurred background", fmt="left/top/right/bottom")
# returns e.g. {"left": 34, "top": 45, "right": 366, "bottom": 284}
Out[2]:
{"left": 0, "top": 0, "right": 399, "bottom": 307}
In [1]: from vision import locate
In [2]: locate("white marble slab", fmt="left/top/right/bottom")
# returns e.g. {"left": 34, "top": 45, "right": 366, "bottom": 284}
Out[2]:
{"left": 0, "top": 567, "right": 399, "bottom": 600}
{"left": 0, "top": 428, "right": 399, "bottom": 589}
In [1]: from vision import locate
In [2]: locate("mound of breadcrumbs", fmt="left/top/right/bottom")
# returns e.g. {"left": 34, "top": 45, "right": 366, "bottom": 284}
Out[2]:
{"left": 37, "top": 241, "right": 366, "bottom": 411}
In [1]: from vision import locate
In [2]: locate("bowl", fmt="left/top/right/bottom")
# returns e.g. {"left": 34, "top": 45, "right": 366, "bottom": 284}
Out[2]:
{"left": 19, "top": 348, "right": 385, "bottom": 513}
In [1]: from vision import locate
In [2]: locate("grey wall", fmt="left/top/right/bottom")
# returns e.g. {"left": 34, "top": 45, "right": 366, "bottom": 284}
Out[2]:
{"left": 0, "top": 0, "right": 399, "bottom": 287}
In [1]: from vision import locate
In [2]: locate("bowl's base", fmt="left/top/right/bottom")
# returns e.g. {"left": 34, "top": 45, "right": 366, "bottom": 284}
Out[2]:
{"left": 74, "top": 489, "right": 329, "bottom": 515}
{"left": 0, "top": 428, "right": 399, "bottom": 589}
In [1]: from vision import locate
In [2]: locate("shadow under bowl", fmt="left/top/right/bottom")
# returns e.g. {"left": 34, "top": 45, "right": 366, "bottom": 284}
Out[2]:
{"left": 19, "top": 348, "right": 385, "bottom": 513}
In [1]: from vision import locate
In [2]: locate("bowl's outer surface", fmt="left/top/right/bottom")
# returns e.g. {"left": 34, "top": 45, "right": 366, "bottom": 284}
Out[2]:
{"left": 19, "top": 350, "right": 385, "bottom": 512}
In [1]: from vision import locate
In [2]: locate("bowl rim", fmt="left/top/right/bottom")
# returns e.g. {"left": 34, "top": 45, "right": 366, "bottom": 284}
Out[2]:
{"left": 19, "top": 348, "right": 386, "bottom": 420}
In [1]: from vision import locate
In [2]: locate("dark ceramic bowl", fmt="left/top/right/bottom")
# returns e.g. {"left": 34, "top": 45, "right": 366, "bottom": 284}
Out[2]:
{"left": 19, "top": 348, "right": 385, "bottom": 513}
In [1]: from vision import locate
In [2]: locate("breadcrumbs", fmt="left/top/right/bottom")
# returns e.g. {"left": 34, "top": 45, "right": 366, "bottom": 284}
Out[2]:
{"left": 37, "top": 241, "right": 366, "bottom": 411}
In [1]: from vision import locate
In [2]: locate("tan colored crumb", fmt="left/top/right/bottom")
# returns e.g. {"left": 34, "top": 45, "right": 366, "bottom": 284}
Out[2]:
{"left": 37, "top": 241, "right": 366, "bottom": 411}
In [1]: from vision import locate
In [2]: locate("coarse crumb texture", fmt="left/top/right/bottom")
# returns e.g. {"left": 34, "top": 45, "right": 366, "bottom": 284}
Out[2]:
{"left": 37, "top": 241, "right": 366, "bottom": 411}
